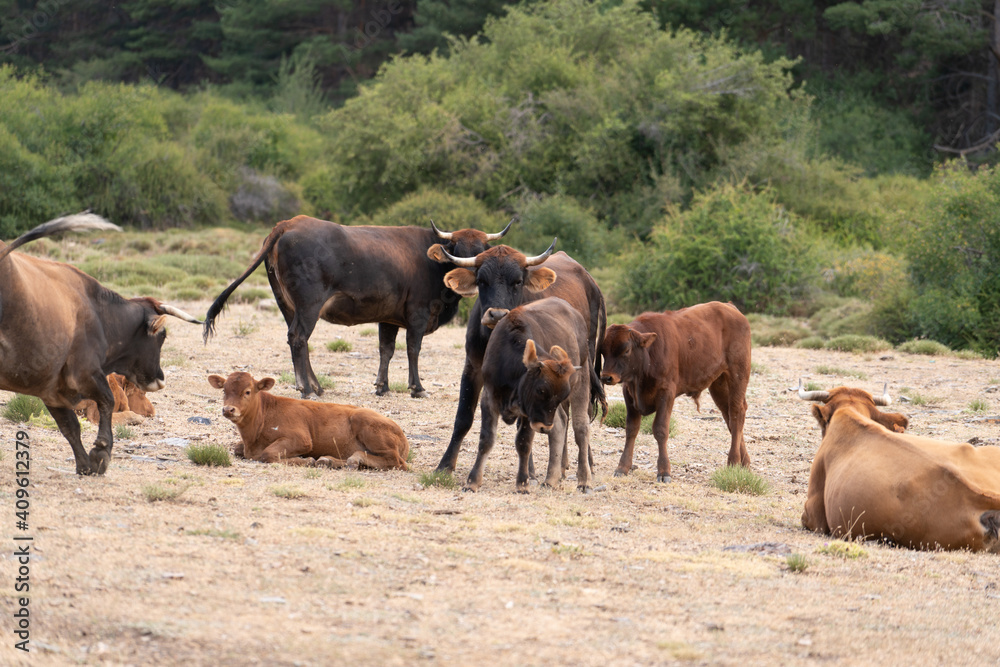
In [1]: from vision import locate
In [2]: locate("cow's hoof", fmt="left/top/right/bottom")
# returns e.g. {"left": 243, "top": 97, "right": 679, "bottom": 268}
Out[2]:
{"left": 578, "top": 485, "right": 593, "bottom": 494}
{"left": 656, "top": 474, "right": 672, "bottom": 483}
{"left": 462, "top": 483, "right": 480, "bottom": 493}
{"left": 88, "top": 448, "right": 110, "bottom": 475}
{"left": 515, "top": 486, "right": 530, "bottom": 494}
{"left": 410, "top": 389, "right": 428, "bottom": 399}
{"left": 613, "top": 469, "right": 629, "bottom": 477}
{"left": 374, "top": 385, "right": 389, "bottom": 397}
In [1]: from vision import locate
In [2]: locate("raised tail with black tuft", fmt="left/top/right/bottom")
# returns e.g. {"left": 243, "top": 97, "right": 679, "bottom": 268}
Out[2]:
{"left": 0, "top": 213, "right": 120, "bottom": 264}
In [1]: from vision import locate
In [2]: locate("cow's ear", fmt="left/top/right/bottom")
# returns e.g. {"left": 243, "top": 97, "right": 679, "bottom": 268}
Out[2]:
{"left": 637, "top": 332, "right": 657, "bottom": 348}
{"left": 444, "top": 268, "right": 478, "bottom": 297}
{"left": 148, "top": 314, "right": 167, "bottom": 335}
{"left": 427, "top": 244, "right": 450, "bottom": 264}
{"left": 208, "top": 374, "right": 226, "bottom": 389}
{"left": 525, "top": 267, "right": 556, "bottom": 292}
{"left": 257, "top": 377, "right": 276, "bottom": 392}
{"left": 522, "top": 339, "right": 539, "bottom": 368}
{"left": 548, "top": 345, "right": 576, "bottom": 376}
{"left": 811, "top": 404, "right": 830, "bottom": 436}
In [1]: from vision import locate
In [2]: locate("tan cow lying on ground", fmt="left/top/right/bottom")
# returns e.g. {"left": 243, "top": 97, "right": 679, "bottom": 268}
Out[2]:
{"left": 76, "top": 373, "right": 155, "bottom": 426}
{"left": 208, "top": 372, "right": 409, "bottom": 469}
{"left": 795, "top": 380, "right": 1000, "bottom": 552}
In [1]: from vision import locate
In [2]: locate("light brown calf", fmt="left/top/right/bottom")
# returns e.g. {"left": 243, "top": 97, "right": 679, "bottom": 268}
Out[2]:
{"left": 76, "top": 373, "right": 154, "bottom": 426}
{"left": 208, "top": 372, "right": 409, "bottom": 469}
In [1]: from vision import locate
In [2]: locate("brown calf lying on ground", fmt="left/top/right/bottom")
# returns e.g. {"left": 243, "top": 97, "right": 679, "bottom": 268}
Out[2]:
{"left": 207, "top": 372, "right": 409, "bottom": 469}
{"left": 76, "top": 373, "right": 155, "bottom": 426}
{"left": 796, "top": 380, "right": 1000, "bottom": 552}
{"left": 600, "top": 301, "right": 752, "bottom": 483}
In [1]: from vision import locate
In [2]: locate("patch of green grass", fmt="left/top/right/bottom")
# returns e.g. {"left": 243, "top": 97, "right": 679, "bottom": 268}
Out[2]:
{"left": 359, "top": 327, "right": 377, "bottom": 337}
{"left": 896, "top": 339, "right": 951, "bottom": 356}
{"left": 709, "top": 465, "right": 769, "bottom": 496}
{"left": 815, "top": 365, "right": 868, "bottom": 380}
{"left": 968, "top": 398, "right": 989, "bottom": 414}
{"left": 3, "top": 394, "right": 47, "bottom": 423}
{"left": 231, "top": 317, "right": 258, "bottom": 337}
{"left": 899, "top": 388, "right": 935, "bottom": 406}
{"left": 185, "top": 528, "right": 241, "bottom": 540}
{"left": 271, "top": 484, "right": 306, "bottom": 499}
{"left": 351, "top": 497, "right": 374, "bottom": 507}
{"left": 750, "top": 361, "right": 766, "bottom": 375}
{"left": 825, "top": 335, "right": 892, "bottom": 354}
{"left": 391, "top": 493, "right": 420, "bottom": 503}
{"left": 804, "top": 381, "right": 822, "bottom": 391}
{"left": 388, "top": 381, "right": 409, "bottom": 394}
{"left": 318, "top": 375, "right": 335, "bottom": 390}
{"left": 142, "top": 483, "right": 191, "bottom": 502}
{"left": 786, "top": 553, "right": 809, "bottom": 573}
{"left": 336, "top": 475, "right": 365, "bottom": 490}
{"left": 795, "top": 336, "right": 825, "bottom": 350}
{"left": 603, "top": 402, "right": 677, "bottom": 436}
{"left": 304, "top": 468, "right": 323, "bottom": 479}
{"left": 28, "top": 411, "right": 58, "bottom": 430}
{"left": 395, "top": 340, "right": 406, "bottom": 351}
{"left": 326, "top": 339, "right": 353, "bottom": 352}
{"left": 817, "top": 540, "right": 867, "bottom": 559}
{"left": 607, "top": 313, "right": 635, "bottom": 326}
{"left": 419, "top": 470, "right": 457, "bottom": 489}
{"left": 551, "top": 543, "right": 588, "bottom": 558}
{"left": 186, "top": 443, "right": 233, "bottom": 467}
{"left": 115, "top": 425, "right": 136, "bottom": 440}
{"left": 278, "top": 371, "right": 296, "bottom": 385}
{"left": 953, "top": 349, "right": 985, "bottom": 360}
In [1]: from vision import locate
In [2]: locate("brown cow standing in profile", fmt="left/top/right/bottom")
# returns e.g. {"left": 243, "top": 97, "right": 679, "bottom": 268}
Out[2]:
{"left": 795, "top": 380, "right": 1000, "bottom": 552}
{"left": 208, "top": 372, "right": 409, "bottom": 469}
{"left": 600, "top": 301, "right": 752, "bottom": 482}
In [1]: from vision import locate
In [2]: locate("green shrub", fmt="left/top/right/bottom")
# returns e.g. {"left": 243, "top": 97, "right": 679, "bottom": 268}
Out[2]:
{"left": 617, "top": 183, "right": 816, "bottom": 315}
{"left": 142, "top": 483, "right": 190, "bottom": 502}
{"left": 326, "top": 340, "right": 353, "bottom": 352}
{"left": 186, "top": 443, "right": 233, "bottom": 467}
{"left": 815, "top": 365, "right": 867, "bottom": 380}
{"left": 419, "top": 470, "right": 457, "bottom": 489}
{"left": 271, "top": 484, "right": 306, "bottom": 499}
{"left": 817, "top": 540, "right": 867, "bottom": 559}
{"left": 115, "top": 425, "right": 136, "bottom": 440}
{"left": 509, "top": 194, "right": 618, "bottom": 267}
{"left": 602, "top": 402, "right": 676, "bottom": 437}
{"left": 896, "top": 339, "right": 951, "bottom": 356}
{"left": 809, "top": 298, "right": 873, "bottom": 339}
{"left": 3, "top": 394, "right": 47, "bottom": 423}
{"left": 785, "top": 553, "right": 809, "bottom": 573}
{"left": 709, "top": 466, "right": 769, "bottom": 495}
{"left": 796, "top": 336, "right": 826, "bottom": 350}
{"left": 825, "top": 335, "right": 892, "bottom": 353}
{"left": 747, "top": 314, "right": 812, "bottom": 347}
{"left": 368, "top": 189, "right": 505, "bottom": 232}
{"left": 967, "top": 398, "right": 989, "bottom": 414}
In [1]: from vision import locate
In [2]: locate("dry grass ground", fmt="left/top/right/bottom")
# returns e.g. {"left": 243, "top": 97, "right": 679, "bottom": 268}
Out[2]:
{"left": 2, "top": 301, "right": 999, "bottom": 666}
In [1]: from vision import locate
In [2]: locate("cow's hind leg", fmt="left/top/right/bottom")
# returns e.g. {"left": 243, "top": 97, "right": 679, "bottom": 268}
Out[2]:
{"left": 350, "top": 414, "right": 409, "bottom": 470}
{"left": 375, "top": 324, "right": 398, "bottom": 396}
{"left": 288, "top": 306, "right": 324, "bottom": 398}
{"left": 48, "top": 407, "right": 95, "bottom": 475}
{"left": 709, "top": 375, "right": 750, "bottom": 467}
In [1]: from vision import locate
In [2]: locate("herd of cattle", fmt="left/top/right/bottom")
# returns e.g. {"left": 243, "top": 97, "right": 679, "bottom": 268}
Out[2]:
{"left": 1, "top": 214, "right": 998, "bottom": 554}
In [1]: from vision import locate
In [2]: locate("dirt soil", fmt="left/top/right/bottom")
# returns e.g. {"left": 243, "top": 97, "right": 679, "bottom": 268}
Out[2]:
{"left": 1, "top": 300, "right": 999, "bottom": 666}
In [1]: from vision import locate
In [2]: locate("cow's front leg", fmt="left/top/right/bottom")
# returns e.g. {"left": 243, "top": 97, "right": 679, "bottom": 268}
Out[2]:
{"left": 48, "top": 406, "right": 92, "bottom": 475}
{"left": 514, "top": 420, "right": 537, "bottom": 493}
{"left": 614, "top": 398, "right": 643, "bottom": 477}
{"left": 375, "top": 323, "right": 398, "bottom": 396}
{"left": 571, "top": 385, "right": 593, "bottom": 493}
{"left": 541, "top": 406, "right": 568, "bottom": 489}
{"left": 435, "top": 357, "right": 483, "bottom": 473}
{"left": 258, "top": 437, "right": 313, "bottom": 465}
{"left": 465, "top": 393, "right": 498, "bottom": 492}
{"left": 404, "top": 326, "right": 428, "bottom": 398}
{"left": 651, "top": 395, "right": 675, "bottom": 483}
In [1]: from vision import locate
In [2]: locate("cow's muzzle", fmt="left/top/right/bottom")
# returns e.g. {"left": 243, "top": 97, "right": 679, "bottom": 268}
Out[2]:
{"left": 222, "top": 406, "right": 239, "bottom": 421}
{"left": 531, "top": 421, "right": 553, "bottom": 434}
{"left": 600, "top": 374, "right": 619, "bottom": 386}
{"left": 481, "top": 308, "right": 510, "bottom": 329}
{"left": 145, "top": 378, "right": 165, "bottom": 392}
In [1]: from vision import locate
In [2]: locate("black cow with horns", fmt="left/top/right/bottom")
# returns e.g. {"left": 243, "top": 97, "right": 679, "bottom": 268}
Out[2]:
{"left": 204, "top": 216, "right": 512, "bottom": 398}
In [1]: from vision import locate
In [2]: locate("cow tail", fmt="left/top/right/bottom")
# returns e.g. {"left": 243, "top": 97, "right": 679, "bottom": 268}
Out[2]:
{"left": 0, "top": 213, "right": 120, "bottom": 264}
{"left": 590, "top": 293, "right": 608, "bottom": 424}
{"left": 203, "top": 222, "right": 288, "bottom": 342}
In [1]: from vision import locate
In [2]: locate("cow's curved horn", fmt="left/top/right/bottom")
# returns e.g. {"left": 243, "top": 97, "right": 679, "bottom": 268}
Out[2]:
{"left": 430, "top": 219, "right": 453, "bottom": 240}
{"left": 793, "top": 378, "right": 830, "bottom": 402}
{"left": 524, "top": 238, "right": 557, "bottom": 266}
{"left": 436, "top": 246, "right": 478, "bottom": 268}
{"left": 160, "top": 304, "right": 203, "bottom": 324}
{"left": 872, "top": 383, "right": 892, "bottom": 406}
{"left": 484, "top": 218, "right": 514, "bottom": 241}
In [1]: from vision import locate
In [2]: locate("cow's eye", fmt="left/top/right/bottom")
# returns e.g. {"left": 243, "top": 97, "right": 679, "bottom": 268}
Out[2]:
{"left": 244, "top": 390, "right": 250, "bottom": 396}
{"left": 514, "top": 279, "right": 523, "bottom": 287}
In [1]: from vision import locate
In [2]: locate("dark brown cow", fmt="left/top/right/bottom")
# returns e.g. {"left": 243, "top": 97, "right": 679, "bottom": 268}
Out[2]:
{"left": 466, "top": 298, "right": 595, "bottom": 493}
{"left": 208, "top": 372, "right": 409, "bottom": 469}
{"left": 204, "top": 217, "right": 511, "bottom": 398}
{"left": 77, "top": 373, "right": 155, "bottom": 426}
{"left": 0, "top": 214, "right": 201, "bottom": 475}
{"left": 795, "top": 381, "right": 1000, "bottom": 552}
{"left": 426, "top": 242, "right": 607, "bottom": 474}
{"left": 600, "top": 301, "right": 751, "bottom": 483}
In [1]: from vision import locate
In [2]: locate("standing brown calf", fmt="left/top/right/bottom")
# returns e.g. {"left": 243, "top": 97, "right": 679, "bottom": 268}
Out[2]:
{"left": 600, "top": 301, "right": 751, "bottom": 482}
{"left": 207, "top": 372, "right": 409, "bottom": 469}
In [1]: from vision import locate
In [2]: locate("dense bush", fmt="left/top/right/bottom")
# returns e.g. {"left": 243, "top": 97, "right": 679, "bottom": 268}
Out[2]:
{"left": 366, "top": 189, "right": 505, "bottom": 232}
{"left": 617, "top": 183, "right": 816, "bottom": 314}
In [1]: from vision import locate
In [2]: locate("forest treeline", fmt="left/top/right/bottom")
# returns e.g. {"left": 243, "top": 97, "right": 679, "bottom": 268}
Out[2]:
{"left": 1, "top": 0, "right": 999, "bottom": 355}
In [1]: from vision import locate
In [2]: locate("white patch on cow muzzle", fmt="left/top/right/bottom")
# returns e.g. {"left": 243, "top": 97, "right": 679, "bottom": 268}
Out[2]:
{"left": 146, "top": 378, "right": 165, "bottom": 392}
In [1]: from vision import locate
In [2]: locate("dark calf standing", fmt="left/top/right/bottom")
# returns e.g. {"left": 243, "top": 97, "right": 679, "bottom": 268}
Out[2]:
{"left": 600, "top": 301, "right": 751, "bottom": 482}
{"left": 204, "top": 217, "right": 510, "bottom": 398}
{"left": 427, "top": 242, "right": 607, "bottom": 474}
{"left": 468, "top": 298, "right": 595, "bottom": 493}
